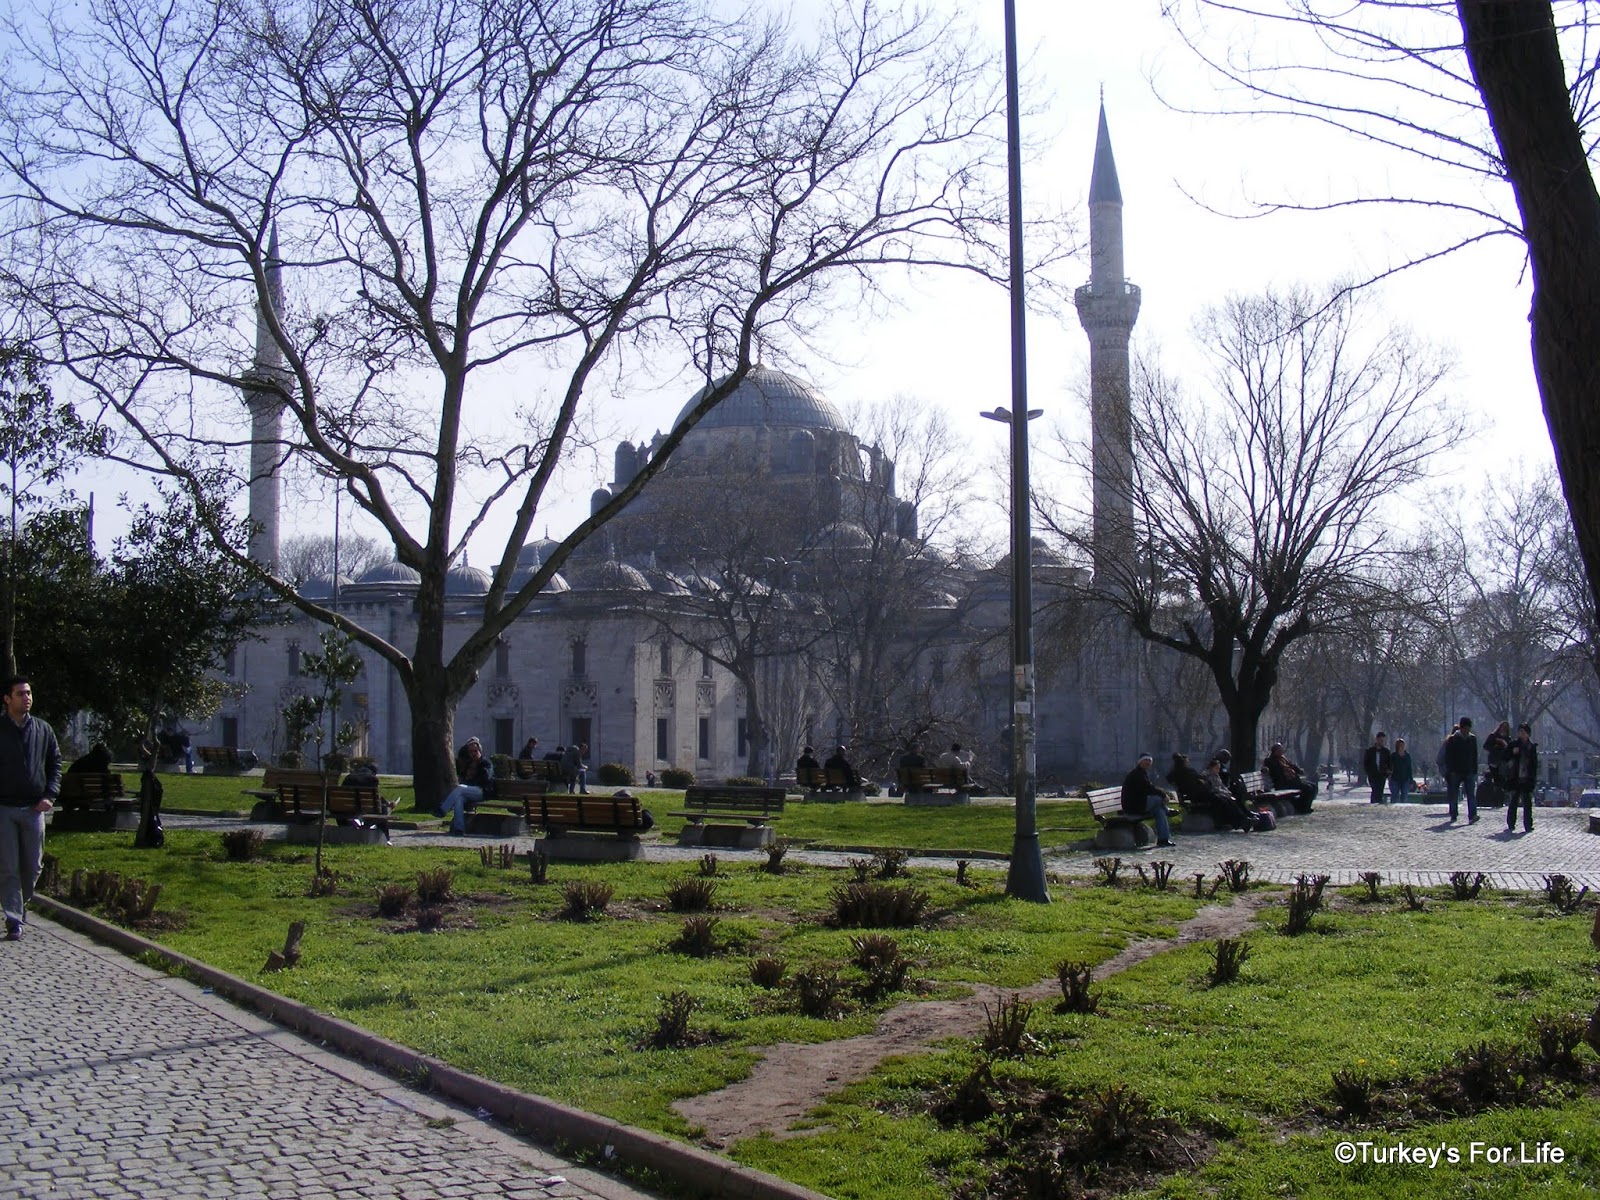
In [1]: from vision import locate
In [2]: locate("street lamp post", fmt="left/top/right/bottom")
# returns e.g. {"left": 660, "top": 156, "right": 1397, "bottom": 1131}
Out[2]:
{"left": 994, "top": 0, "right": 1047, "bottom": 903}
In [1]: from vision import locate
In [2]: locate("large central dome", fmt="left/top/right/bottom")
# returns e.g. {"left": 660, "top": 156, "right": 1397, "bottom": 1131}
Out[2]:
{"left": 673, "top": 365, "right": 847, "bottom": 434}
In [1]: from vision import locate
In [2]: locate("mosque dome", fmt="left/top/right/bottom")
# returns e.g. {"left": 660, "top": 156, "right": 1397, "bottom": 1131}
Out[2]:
{"left": 356, "top": 560, "right": 421, "bottom": 586}
{"left": 517, "top": 537, "right": 561, "bottom": 566}
{"left": 444, "top": 565, "right": 491, "bottom": 596}
{"left": 818, "top": 521, "right": 873, "bottom": 551}
{"left": 509, "top": 563, "right": 571, "bottom": 594}
{"left": 569, "top": 559, "right": 652, "bottom": 593}
{"left": 673, "top": 365, "right": 848, "bottom": 434}
{"left": 298, "top": 573, "right": 353, "bottom": 601}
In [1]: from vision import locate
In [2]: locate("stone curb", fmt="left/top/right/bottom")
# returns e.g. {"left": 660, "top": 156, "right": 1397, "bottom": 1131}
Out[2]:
{"left": 32, "top": 896, "right": 833, "bottom": 1200}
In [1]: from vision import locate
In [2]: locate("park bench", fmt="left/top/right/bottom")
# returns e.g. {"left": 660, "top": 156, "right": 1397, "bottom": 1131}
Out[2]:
{"left": 514, "top": 758, "right": 565, "bottom": 783}
{"left": 895, "top": 765, "right": 971, "bottom": 807}
{"left": 279, "top": 781, "right": 391, "bottom": 845}
{"left": 671, "top": 784, "right": 786, "bottom": 848}
{"left": 1086, "top": 784, "right": 1173, "bottom": 850}
{"left": 243, "top": 767, "right": 328, "bottom": 812}
{"left": 52, "top": 772, "right": 139, "bottom": 832}
{"left": 465, "top": 778, "right": 549, "bottom": 837}
{"left": 1237, "top": 769, "right": 1303, "bottom": 817}
{"left": 199, "top": 745, "right": 259, "bottom": 773}
{"left": 528, "top": 793, "right": 649, "bottom": 861}
{"left": 796, "top": 764, "right": 863, "bottom": 801}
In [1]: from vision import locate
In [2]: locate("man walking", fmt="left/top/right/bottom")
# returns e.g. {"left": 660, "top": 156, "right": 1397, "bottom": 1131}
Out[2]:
{"left": 1362, "top": 732, "right": 1393, "bottom": 804}
{"left": 0, "top": 677, "right": 61, "bottom": 941}
{"left": 1443, "top": 716, "right": 1479, "bottom": 824}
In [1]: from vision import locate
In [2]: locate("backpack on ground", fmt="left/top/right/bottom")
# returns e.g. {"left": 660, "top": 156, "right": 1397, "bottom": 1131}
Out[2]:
{"left": 1251, "top": 807, "right": 1277, "bottom": 831}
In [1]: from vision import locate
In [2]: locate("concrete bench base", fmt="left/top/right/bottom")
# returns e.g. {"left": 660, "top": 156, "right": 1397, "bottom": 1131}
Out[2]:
{"left": 285, "top": 822, "right": 387, "bottom": 846}
{"left": 466, "top": 811, "right": 528, "bottom": 838}
{"left": 1180, "top": 811, "right": 1217, "bottom": 834}
{"left": 1589, "top": 813, "right": 1600, "bottom": 836}
{"left": 535, "top": 834, "right": 644, "bottom": 862}
{"left": 51, "top": 807, "right": 140, "bottom": 833}
{"left": 1092, "top": 823, "right": 1149, "bottom": 851}
{"left": 903, "top": 792, "right": 970, "bottom": 807}
{"left": 677, "top": 822, "right": 774, "bottom": 849}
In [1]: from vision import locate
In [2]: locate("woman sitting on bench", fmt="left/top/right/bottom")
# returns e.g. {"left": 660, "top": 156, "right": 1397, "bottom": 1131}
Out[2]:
{"left": 438, "top": 738, "right": 493, "bottom": 835}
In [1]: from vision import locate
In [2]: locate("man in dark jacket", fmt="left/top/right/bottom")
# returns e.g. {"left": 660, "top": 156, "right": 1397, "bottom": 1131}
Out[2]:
{"left": 0, "top": 677, "right": 61, "bottom": 941}
{"left": 1362, "top": 733, "right": 1393, "bottom": 804}
{"left": 1443, "top": 716, "right": 1479, "bottom": 823}
{"left": 1120, "top": 753, "right": 1174, "bottom": 847}
{"left": 1503, "top": 723, "right": 1538, "bottom": 834}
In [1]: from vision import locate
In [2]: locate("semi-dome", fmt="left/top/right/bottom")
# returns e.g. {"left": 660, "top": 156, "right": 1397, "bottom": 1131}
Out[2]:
{"left": 444, "top": 565, "right": 491, "bottom": 596}
{"left": 355, "top": 560, "right": 421, "bottom": 586}
{"left": 818, "top": 520, "right": 873, "bottom": 550}
{"left": 298, "top": 573, "right": 353, "bottom": 601}
{"left": 673, "top": 365, "right": 847, "bottom": 434}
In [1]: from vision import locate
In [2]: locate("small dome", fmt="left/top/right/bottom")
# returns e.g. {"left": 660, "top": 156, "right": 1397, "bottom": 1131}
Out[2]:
{"left": 994, "top": 537, "right": 1070, "bottom": 574}
{"left": 673, "top": 365, "right": 848, "bottom": 434}
{"left": 445, "top": 565, "right": 490, "bottom": 596}
{"left": 510, "top": 564, "right": 571, "bottom": 593}
{"left": 299, "top": 573, "right": 353, "bottom": 600}
{"left": 819, "top": 521, "right": 872, "bottom": 550}
{"left": 517, "top": 538, "right": 561, "bottom": 566}
{"left": 570, "top": 559, "right": 651, "bottom": 592}
{"left": 355, "top": 560, "right": 421, "bottom": 586}
{"left": 643, "top": 567, "right": 690, "bottom": 596}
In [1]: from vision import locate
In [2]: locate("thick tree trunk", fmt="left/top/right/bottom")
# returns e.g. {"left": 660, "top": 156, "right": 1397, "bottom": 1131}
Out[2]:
{"left": 408, "top": 687, "right": 457, "bottom": 811}
{"left": 1458, "top": 3, "right": 1600, "bottom": 616}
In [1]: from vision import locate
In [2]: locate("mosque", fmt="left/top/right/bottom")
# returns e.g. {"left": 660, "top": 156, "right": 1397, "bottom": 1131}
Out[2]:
{"left": 207, "top": 108, "right": 1154, "bottom": 781}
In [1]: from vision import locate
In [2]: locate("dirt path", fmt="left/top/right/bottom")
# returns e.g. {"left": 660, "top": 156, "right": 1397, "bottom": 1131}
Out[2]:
{"left": 674, "top": 892, "right": 1271, "bottom": 1147}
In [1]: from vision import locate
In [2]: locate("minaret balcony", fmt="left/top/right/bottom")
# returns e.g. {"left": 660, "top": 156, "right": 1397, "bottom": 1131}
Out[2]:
{"left": 1074, "top": 282, "right": 1142, "bottom": 331}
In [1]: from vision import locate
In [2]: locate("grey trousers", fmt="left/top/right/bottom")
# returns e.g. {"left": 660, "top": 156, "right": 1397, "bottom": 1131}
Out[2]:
{"left": 0, "top": 804, "right": 46, "bottom": 924}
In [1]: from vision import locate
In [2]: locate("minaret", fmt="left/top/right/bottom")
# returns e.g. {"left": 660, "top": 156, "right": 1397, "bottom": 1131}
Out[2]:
{"left": 244, "top": 224, "right": 287, "bottom": 574}
{"left": 1074, "top": 104, "right": 1141, "bottom": 584}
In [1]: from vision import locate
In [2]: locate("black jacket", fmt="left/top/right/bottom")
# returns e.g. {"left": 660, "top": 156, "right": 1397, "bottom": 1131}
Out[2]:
{"left": 1362, "top": 745, "right": 1392, "bottom": 780}
{"left": 0, "top": 714, "right": 62, "bottom": 806}
{"left": 1120, "top": 765, "right": 1167, "bottom": 814}
{"left": 1503, "top": 738, "right": 1539, "bottom": 790}
{"left": 1443, "top": 730, "right": 1479, "bottom": 777}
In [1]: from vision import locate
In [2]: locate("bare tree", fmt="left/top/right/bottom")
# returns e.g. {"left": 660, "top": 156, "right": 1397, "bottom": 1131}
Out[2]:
{"left": 279, "top": 533, "right": 390, "bottom": 588}
{"left": 0, "top": 0, "right": 1057, "bottom": 801}
{"left": 806, "top": 400, "right": 983, "bottom": 770}
{"left": 1164, "top": 1, "right": 1600, "bottom": 632}
{"left": 1044, "top": 285, "right": 1450, "bottom": 767}
{"left": 631, "top": 471, "right": 829, "bottom": 779}
{"left": 1426, "top": 475, "right": 1575, "bottom": 728}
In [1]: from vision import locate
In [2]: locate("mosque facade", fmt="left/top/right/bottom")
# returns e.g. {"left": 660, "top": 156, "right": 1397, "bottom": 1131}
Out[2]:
{"left": 208, "top": 108, "right": 1155, "bottom": 782}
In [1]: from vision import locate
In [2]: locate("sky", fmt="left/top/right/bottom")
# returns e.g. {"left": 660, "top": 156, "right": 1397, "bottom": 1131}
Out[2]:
{"left": 69, "top": 0, "right": 1558, "bottom": 564}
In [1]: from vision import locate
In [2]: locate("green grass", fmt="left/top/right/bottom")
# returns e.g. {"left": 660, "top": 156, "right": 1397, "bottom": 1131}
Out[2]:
{"left": 42, "top": 830, "right": 1193, "bottom": 1136}
{"left": 42, "top": 837, "right": 1600, "bottom": 1199}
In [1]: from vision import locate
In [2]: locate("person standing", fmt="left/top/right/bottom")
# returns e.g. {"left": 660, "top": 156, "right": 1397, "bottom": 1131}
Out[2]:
{"left": 1119, "top": 753, "right": 1175, "bottom": 847}
{"left": 1503, "top": 723, "right": 1539, "bottom": 833}
{"left": 0, "top": 677, "right": 62, "bottom": 941}
{"left": 1388, "top": 738, "right": 1416, "bottom": 805}
{"left": 1362, "top": 732, "right": 1393, "bottom": 804}
{"left": 1443, "top": 716, "right": 1480, "bottom": 824}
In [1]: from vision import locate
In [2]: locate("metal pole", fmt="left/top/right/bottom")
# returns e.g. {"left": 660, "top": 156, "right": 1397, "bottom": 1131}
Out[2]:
{"left": 1002, "top": 0, "right": 1047, "bottom": 902}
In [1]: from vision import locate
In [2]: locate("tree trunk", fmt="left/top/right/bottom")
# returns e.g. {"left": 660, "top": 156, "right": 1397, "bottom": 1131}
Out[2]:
{"left": 1458, "top": 2, "right": 1600, "bottom": 617}
{"left": 739, "top": 660, "right": 767, "bottom": 779}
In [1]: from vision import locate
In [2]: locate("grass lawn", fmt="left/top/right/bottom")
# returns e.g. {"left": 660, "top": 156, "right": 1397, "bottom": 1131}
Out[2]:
{"left": 135, "top": 770, "right": 1096, "bottom": 853}
{"left": 42, "top": 832, "right": 1600, "bottom": 1199}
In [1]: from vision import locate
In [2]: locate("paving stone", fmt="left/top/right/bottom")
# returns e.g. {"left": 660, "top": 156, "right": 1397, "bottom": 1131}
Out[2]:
{"left": 0, "top": 922, "right": 663, "bottom": 1200}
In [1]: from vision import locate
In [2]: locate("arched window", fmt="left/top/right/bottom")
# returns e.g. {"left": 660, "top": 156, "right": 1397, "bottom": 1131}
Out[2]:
{"left": 658, "top": 642, "right": 671, "bottom": 676}
{"left": 571, "top": 639, "right": 587, "bottom": 677}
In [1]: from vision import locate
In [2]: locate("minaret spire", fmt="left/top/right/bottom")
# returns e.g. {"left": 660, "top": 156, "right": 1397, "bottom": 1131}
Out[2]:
{"left": 244, "top": 221, "right": 287, "bottom": 574}
{"left": 1074, "top": 103, "right": 1141, "bottom": 584}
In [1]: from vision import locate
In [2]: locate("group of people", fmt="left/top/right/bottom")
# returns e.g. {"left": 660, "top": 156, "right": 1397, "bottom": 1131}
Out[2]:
{"left": 1123, "top": 747, "right": 1287, "bottom": 846}
{"left": 1348, "top": 717, "right": 1542, "bottom": 832}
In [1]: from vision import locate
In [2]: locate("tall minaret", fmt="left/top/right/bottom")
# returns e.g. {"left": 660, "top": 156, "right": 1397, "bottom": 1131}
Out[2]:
{"left": 1074, "top": 104, "right": 1141, "bottom": 584}
{"left": 244, "top": 224, "right": 287, "bottom": 574}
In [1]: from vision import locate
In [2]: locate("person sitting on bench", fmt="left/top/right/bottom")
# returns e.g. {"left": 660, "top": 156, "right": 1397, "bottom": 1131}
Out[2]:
{"left": 438, "top": 738, "right": 492, "bottom": 835}
{"left": 1120, "top": 753, "right": 1174, "bottom": 847}
{"left": 1264, "top": 743, "right": 1317, "bottom": 810}
{"left": 824, "top": 745, "right": 861, "bottom": 788}
{"left": 796, "top": 746, "right": 820, "bottom": 773}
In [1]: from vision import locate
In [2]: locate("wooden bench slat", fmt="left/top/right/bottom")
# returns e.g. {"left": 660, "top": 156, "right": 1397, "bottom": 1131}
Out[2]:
{"left": 895, "top": 766, "right": 970, "bottom": 792}
{"left": 58, "top": 773, "right": 128, "bottom": 808}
